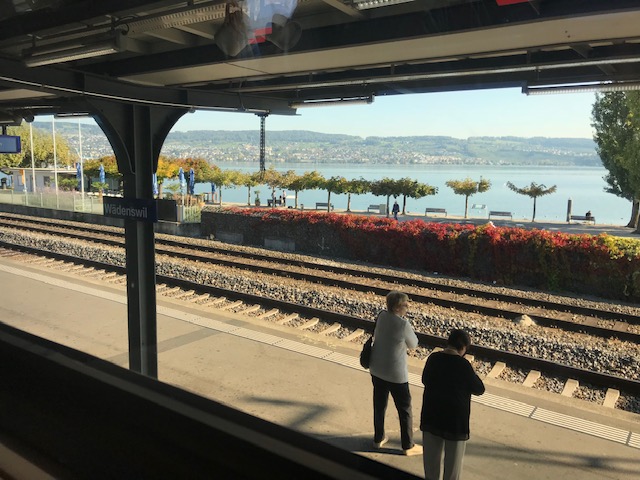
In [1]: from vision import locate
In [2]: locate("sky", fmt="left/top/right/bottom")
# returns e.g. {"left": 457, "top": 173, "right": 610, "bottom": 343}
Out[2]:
{"left": 61, "top": 87, "right": 596, "bottom": 139}
{"left": 169, "top": 87, "right": 597, "bottom": 139}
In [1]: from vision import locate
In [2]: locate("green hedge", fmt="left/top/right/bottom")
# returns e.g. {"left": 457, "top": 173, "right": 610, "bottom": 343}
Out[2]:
{"left": 201, "top": 207, "right": 640, "bottom": 301}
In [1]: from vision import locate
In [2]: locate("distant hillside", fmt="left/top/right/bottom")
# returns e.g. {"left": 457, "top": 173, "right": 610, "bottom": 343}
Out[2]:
{"left": 34, "top": 122, "right": 601, "bottom": 166}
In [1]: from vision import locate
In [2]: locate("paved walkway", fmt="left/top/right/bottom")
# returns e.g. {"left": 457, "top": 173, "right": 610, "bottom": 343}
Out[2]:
{"left": 229, "top": 202, "right": 640, "bottom": 239}
{"left": 0, "top": 259, "right": 638, "bottom": 479}
{"left": 403, "top": 213, "right": 640, "bottom": 239}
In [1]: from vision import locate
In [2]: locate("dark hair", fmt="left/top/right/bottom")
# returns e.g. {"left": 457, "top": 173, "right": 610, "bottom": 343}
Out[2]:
{"left": 447, "top": 329, "right": 471, "bottom": 351}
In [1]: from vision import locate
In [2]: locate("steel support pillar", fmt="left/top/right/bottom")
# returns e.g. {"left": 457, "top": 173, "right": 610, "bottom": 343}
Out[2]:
{"left": 257, "top": 113, "right": 268, "bottom": 173}
{"left": 93, "top": 100, "right": 186, "bottom": 378}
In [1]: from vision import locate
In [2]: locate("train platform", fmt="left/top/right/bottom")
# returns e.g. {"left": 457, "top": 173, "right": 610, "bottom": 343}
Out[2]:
{"left": 0, "top": 257, "right": 638, "bottom": 479}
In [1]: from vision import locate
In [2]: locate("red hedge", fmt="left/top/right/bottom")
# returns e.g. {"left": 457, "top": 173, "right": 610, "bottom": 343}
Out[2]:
{"left": 202, "top": 207, "right": 640, "bottom": 301}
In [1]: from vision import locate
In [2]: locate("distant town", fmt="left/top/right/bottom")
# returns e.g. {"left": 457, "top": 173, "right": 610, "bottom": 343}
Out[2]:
{"left": 36, "top": 122, "right": 602, "bottom": 167}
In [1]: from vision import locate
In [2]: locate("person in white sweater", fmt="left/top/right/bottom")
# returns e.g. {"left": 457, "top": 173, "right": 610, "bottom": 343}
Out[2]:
{"left": 369, "top": 290, "right": 422, "bottom": 456}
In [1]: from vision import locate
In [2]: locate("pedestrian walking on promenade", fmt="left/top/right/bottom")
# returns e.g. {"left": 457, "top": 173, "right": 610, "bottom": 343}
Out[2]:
{"left": 392, "top": 200, "right": 400, "bottom": 220}
{"left": 369, "top": 290, "right": 422, "bottom": 456}
{"left": 420, "top": 329, "right": 485, "bottom": 480}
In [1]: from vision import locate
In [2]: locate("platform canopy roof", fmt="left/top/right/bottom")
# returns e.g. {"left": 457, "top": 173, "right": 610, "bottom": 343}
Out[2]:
{"left": 1, "top": 0, "right": 640, "bottom": 122}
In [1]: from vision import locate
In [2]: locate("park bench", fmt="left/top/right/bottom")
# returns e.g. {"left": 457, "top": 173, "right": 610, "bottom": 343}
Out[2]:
{"left": 425, "top": 207, "right": 447, "bottom": 217}
{"left": 489, "top": 211, "right": 513, "bottom": 220}
{"left": 267, "top": 198, "right": 282, "bottom": 207}
{"left": 569, "top": 215, "right": 596, "bottom": 224}
{"left": 367, "top": 204, "right": 383, "bottom": 213}
{"left": 315, "top": 202, "right": 334, "bottom": 211}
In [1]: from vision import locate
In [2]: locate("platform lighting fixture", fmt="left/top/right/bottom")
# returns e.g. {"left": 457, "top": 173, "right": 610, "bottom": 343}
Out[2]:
{"left": 523, "top": 82, "right": 640, "bottom": 95}
{"left": 354, "top": 0, "right": 416, "bottom": 10}
{"left": 289, "top": 96, "right": 374, "bottom": 108}
{"left": 23, "top": 32, "right": 124, "bottom": 67}
{"left": 54, "top": 112, "right": 91, "bottom": 118}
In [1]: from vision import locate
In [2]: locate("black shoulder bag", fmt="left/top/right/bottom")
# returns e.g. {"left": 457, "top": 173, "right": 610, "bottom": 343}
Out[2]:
{"left": 360, "top": 312, "right": 380, "bottom": 369}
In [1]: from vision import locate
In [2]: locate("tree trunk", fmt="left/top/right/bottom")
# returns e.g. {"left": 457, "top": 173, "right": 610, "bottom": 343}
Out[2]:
{"left": 532, "top": 197, "right": 537, "bottom": 222}
{"left": 327, "top": 191, "right": 331, "bottom": 212}
{"left": 247, "top": 187, "right": 251, "bottom": 206}
{"left": 386, "top": 195, "right": 391, "bottom": 218}
{"left": 402, "top": 195, "right": 407, "bottom": 215}
{"left": 464, "top": 195, "right": 469, "bottom": 219}
{"left": 347, "top": 193, "right": 351, "bottom": 212}
{"left": 628, "top": 199, "right": 639, "bottom": 229}
{"left": 294, "top": 190, "right": 299, "bottom": 209}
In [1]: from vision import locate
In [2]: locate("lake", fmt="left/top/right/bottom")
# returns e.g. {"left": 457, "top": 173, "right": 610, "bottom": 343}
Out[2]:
{"left": 189, "top": 164, "right": 632, "bottom": 226}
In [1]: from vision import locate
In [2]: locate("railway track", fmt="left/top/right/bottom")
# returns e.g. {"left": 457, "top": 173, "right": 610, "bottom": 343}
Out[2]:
{"left": 0, "top": 234, "right": 639, "bottom": 404}
{"left": 1, "top": 213, "right": 639, "bottom": 345}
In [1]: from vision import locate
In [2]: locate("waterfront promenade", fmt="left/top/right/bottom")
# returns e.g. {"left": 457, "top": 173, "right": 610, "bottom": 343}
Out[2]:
{"left": 0, "top": 256, "right": 638, "bottom": 479}
{"left": 400, "top": 212, "right": 640, "bottom": 239}
{"left": 231, "top": 201, "right": 640, "bottom": 239}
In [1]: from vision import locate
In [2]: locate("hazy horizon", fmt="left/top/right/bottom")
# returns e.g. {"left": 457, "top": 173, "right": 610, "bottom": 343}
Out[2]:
{"left": 40, "top": 87, "right": 597, "bottom": 140}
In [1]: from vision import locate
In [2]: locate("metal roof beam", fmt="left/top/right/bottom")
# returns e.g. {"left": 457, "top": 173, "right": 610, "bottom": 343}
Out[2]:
{"left": 0, "top": 57, "right": 295, "bottom": 114}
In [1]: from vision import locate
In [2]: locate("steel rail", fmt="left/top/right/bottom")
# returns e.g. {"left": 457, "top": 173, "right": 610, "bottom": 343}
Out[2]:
{"left": 2, "top": 213, "right": 638, "bottom": 325}
{"left": 1, "top": 238, "right": 638, "bottom": 396}
{"left": 1, "top": 217, "right": 639, "bottom": 343}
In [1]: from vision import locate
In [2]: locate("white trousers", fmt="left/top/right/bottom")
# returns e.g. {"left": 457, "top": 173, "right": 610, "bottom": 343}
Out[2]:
{"left": 422, "top": 431, "right": 467, "bottom": 480}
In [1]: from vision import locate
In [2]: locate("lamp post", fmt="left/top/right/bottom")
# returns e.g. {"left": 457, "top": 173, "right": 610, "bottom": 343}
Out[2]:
{"left": 52, "top": 116, "right": 59, "bottom": 208}
{"left": 78, "top": 119, "right": 84, "bottom": 207}
{"left": 29, "top": 122, "right": 36, "bottom": 194}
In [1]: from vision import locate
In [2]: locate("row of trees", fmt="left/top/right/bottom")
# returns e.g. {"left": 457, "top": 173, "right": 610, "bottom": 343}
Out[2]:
{"left": 83, "top": 156, "right": 439, "bottom": 215}
{"left": 0, "top": 123, "right": 76, "bottom": 169}
{"left": 0, "top": 123, "right": 561, "bottom": 220}
{"left": 69, "top": 155, "right": 562, "bottom": 220}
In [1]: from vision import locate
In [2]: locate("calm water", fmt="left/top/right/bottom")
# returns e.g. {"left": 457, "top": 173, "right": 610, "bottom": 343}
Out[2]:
{"left": 189, "top": 164, "right": 631, "bottom": 226}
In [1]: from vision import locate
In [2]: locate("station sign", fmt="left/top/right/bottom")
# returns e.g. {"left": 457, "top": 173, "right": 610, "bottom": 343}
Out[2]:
{"left": 103, "top": 197, "right": 158, "bottom": 223}
{"left": 0, "top": 135, "right": 21, "bottom": 154}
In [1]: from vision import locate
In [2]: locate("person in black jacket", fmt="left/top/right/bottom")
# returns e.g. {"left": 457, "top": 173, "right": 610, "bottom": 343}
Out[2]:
{"left": 420, "top": 329, "right": 485, "bottom": 480}
{"left": 392, "top": 200, "right": 400, "bottom": 220}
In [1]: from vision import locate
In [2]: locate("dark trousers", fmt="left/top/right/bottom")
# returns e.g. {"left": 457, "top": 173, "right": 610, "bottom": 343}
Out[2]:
{"left": 372, "top": 375, "right": 414, "bottom": 449}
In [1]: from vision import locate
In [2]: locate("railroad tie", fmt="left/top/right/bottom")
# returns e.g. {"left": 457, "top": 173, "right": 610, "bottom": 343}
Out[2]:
{"left": 163, "top": 287, "right": 182, "bottom": 296}
{"left": 343, "top": 329, "right": 365, "bottom": 342}
{"left": 602, "top": 388, "right": 620, "bottom": 408}
{"left": 239, "top": 304, "right": 261, "bottom": 314}
{"left": 612, "top": 321, "right": 630, "bottom": 332}
{"left": 522, "top": 370, "right": 541, "bottom": 388}
{"left": 486, "top": 361, "right": 506, "bottom": 379}
{"left": 320, "top": 323, "right": 341, "bottom": 335}
{"left": 299, "top": 318, "right": 319, "bottom": 330}
{"left": 277, "top": 313, "right": 299, "bottom": 325}
{"left": 86, "top": 269, "right": 106, "bottom": 278}
{"left": 206, "top": 296, "right": 227, "bottom": 306}
{"left": 220, "top": 300, "right": 243, "bottom": 311}
{"left": 257, "top": 309, "right": 279, "bottom": 320}
{"left": 30, "top": 258, "right": 53, "bottom": 265}
{"left": 175, "top": 290, "right": 196, "bottom": 299}
{"left": 561, "top": 379, "right": 579, "bottom": 397}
